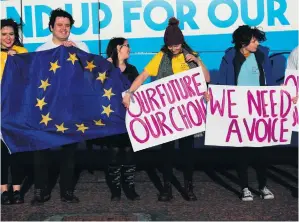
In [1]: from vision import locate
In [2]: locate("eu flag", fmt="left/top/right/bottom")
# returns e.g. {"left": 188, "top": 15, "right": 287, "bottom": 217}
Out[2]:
{"left": 1, "top": 46, "right": 131, "bottom": 153}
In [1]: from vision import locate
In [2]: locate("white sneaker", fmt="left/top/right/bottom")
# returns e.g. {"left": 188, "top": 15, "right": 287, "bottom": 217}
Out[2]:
{"left": 241, "top": 188, "right": 253, "bottom": 201}
{"left": 260, "top": 186, "right": 274, "bottom": 199}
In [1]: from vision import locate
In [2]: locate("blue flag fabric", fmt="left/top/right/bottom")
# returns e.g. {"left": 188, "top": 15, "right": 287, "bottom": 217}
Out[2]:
{"left": 1, "top": 46, "right": 131, "bottom": 154}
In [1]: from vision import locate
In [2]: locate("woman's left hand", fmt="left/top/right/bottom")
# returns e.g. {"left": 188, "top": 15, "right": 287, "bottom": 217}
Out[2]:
{"left": 185, "top": 53, "right": 202, "bottom": 65}
{"left": 7, "top": 50, "right": 17, "bottom": 56}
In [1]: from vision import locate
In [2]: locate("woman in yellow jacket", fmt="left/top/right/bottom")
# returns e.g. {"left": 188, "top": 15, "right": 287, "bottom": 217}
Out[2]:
{"left": 1, "top": 19, "right": 27, "bottom": 205}
{"left": 123, "top": 17, "right": 210, "bottom": 202}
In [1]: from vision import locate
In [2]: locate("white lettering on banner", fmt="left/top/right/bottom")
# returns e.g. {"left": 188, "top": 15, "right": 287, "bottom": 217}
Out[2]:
{"left": 126, "top": 67, "right": 207, "bottom": 152}
{"left": 1, "top": 0, "right": 297, "bottom": 43}
{"left": 284, "top": 69, "right": 299, "bottom": 132}
{"left": 205, "top": 85, "right": 294, "bottom": 147}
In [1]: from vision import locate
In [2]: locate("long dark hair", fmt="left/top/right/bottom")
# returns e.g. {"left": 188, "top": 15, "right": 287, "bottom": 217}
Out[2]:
{"left": 106, "top": 37, "right": 128, "bottom": 67}
{"left": 160, "top": 41, "right": 198, "bottom": 58}
{"left": 0, "top": 19, "right": 23, "bottom": 47}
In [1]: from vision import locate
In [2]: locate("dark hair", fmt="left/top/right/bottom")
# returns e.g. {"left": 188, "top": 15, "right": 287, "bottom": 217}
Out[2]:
{"left": 48, "top": 8, "right": 75, "bottom": 31}
{"left": 232, "top": 25, "right": 266, "bottom": 49}
{"left": 160, "top": 41, "right": 198, "bottom": 58}
{"left": 106, "top": 37, "right": 128, "bottom": 67}
{"left": 1, "top": 19, "right": 23, "bottom": 47}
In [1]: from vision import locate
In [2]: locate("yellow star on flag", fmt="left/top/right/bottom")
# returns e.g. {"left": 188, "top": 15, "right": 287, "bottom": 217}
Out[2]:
{"left": 55, "top": 123, "right": 69, "bottom": 133}
{"left": 85, "top": 60, "right": 96, "bottom": 72}
{"left": 67, "top": 53, "right": 78, "bottom": 65}
{"left": 96, "top": 72, "right": 107, "bottom": 83}
{"left": 39, "top": 78, "right": 51, "bottom": 91}
{"left": 103, "top": 88, "right": 115, "bottom": 100}
{"left": 76, "top": 123, "right": 89, "bottom": 133}
{"left": 49, "top": 60, "right": 61, "bottom": 73}
{"left": 102, "top": 104, "right": 114, "bottom": 117}
{"left": 40, "top": 113, "right": 52, "bottom": 126}
{"left": 36, "top": 97, "right": 47, "bottom": 111}
{"left": 93, "top": 119, "right": 105, "bottom": 126}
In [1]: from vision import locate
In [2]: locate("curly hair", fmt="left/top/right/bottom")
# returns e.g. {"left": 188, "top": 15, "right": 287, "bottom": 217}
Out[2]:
{"left": 1, "top": 19, "right": 23, "bottom": 47}
{"left": 48, "top": 8, "right": 75, "bottom": 31}
{"left": 232, "top": 25, "right": 266, "bottom": 49}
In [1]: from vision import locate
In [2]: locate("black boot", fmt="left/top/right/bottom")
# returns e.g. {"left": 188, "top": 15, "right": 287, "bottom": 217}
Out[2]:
{"left": 12, "top": 190, "right": 24, "bottom": 204}
{"left": 122, "top": 165, "right": 140, "bottom": 201}
{"left": 158, "top": 181, "right": 173, "bottom": 202}
{"left": 61, "top": 190, "right": 79, "bottom": 203}
{"left": 31, "top": 188, "right": 51, "bottom": 205}
{"left": 1, "top": 191, "right": 12, "bottom": 205}
{"left": 108, "top": 165, "right": 121, "bottom": 201}
{"left": 184, "top": 180, "right": 197, "bottom": 201}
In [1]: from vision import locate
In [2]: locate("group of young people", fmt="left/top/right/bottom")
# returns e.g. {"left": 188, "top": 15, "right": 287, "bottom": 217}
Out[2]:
{"left": 1, "top": 8, "right": 298, "bottom": 205}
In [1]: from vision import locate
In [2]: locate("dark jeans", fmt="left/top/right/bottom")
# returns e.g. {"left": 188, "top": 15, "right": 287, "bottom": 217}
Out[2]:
{"left": 1, "top": 141, "right": 25, "bottom": 185}
{"left": 33, "top": 143, "right": 77, "bottom": 192}
{"left": 161, "top": 135, "right": 194, "bottom": 182}
{"left": 236, "top": 147, "right": 267, "bottom": 190}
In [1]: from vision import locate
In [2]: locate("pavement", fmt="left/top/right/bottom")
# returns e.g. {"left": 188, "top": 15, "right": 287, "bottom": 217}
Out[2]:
{"left": 1, "top": 144, "right": 298, "bottom": 221}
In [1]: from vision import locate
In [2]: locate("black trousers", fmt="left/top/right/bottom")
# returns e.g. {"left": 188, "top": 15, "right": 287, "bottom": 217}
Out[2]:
{"left": 33, "top": 143, "right": 77, "bottom": 192}
{"left": 236, "top": 147, "right": 267, "bottom": 189}
{"left": 161, "top": 135, "right": 194, "bottom": 182}
{"left": 1, "top": 141, "right": 25, "bottom": 185}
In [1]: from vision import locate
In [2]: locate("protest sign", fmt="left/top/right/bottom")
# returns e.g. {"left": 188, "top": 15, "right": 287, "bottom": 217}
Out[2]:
{"left": 126, "top": 67, "right": 207, "bottom": 152}
{"left": 284, "top": 69, "right": 299, "bottom": 132}
{"left": 205, "top": 85, "right": 293, "bottom": 147}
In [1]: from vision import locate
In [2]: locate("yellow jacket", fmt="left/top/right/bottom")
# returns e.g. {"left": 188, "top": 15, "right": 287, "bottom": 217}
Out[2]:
{"left": 1, "top": 45, "right": 28, "bottom": 81}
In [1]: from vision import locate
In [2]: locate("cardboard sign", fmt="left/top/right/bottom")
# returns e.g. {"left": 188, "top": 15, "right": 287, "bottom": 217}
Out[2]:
{"left": 126, "top": 67, "right": 207, "bottom": 152}
{"left": 205, "top": 85, "right": 294, "bottom": 147}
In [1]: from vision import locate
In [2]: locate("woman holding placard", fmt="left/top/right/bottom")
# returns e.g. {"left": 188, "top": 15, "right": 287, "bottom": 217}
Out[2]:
{"left": 122, "top": 17, "right": 210, "bottom": 202}
{"left": 207, "top": 25, "right": 278, "bottom": 202}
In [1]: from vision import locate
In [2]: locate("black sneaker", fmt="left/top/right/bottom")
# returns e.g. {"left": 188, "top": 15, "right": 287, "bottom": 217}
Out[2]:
{"left": 12, "top": 190, "right": 24, "bottom": 204}
{"left": 1, "top": 191, "right": 12, "bottom": 205}
{"left": 31, "top": 188, "right": 51, "bottom": 205}
{"left": 61, "top": 190, "right": 79, "bottom": 203}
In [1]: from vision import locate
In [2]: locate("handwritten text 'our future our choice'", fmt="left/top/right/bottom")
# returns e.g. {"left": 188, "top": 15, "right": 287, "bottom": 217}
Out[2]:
{"left": 127, "top": 72, "right": 206, "bottom": 144}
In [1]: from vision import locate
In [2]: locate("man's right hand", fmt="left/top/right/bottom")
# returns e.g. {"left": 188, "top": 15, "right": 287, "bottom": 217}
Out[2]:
{"left": 62, "top": 41, "right": 76, "bottom": 47}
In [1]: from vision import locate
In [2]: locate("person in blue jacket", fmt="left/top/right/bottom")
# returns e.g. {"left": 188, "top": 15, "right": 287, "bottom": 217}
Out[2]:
{"left": 215, "top": 26, "right": 276, "bottom": 87}
{"left": 212, "top": 25, "right": 277, "bottom": 201}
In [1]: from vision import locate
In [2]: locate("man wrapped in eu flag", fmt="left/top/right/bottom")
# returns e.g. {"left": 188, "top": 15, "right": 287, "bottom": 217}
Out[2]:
{"left": 1, "top": 45, "right": 131, "bottom": 154}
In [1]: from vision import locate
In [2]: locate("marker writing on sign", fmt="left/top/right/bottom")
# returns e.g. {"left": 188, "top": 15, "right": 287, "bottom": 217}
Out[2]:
{"left": 209, "top": 88, "right": 292, "bottom": 143}
{"left": 127, "top": 73, "right": 206, "bottom": 144}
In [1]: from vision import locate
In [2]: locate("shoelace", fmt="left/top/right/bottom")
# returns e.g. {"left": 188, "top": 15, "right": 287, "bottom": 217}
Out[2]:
{"left": 65, "top": 191, "right": 74, "bottom": 196}
{"left": 244, "top": 189, "right": 252, "bottom": 196}
{"left": 262, "top": 188, "right": 271, "bottom": 195}
{"left": 35, "top": 189, "right": 42, "bottom": 196}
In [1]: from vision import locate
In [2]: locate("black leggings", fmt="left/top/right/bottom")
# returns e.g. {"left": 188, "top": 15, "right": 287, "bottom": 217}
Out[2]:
{"left": 1, "top": 141, "right": 25, "bottom": 186}
{"left": 107, "top": 134, "right": 134, "bottom": 166}
{"left": 161, "top": 135, "right": 194, "bottom": 182}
